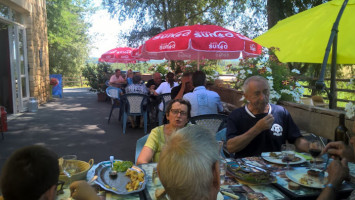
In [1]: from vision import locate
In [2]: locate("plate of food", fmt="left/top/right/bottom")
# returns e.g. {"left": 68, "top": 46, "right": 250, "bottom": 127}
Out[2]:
{"left": 88, "top": 160, "right": 146, "bottom": 195}
{"left": 227, "top": 164, "right": 276, "bottom": 185}
{"left": 285, "top": 168, "right": 328, "bottom": 189}
{"left": 261, "top": 152, "right": 306, "bottom": 165}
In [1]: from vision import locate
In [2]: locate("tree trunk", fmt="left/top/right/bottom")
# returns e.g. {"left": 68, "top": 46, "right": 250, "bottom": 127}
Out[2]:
{"left": 267, "top": 0, "right": 283, "bottom": 29}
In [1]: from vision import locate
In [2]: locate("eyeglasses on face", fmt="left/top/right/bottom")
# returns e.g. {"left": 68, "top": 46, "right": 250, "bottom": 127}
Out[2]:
{"left": 170, "top": 109, "right": 188, "bottom": 116}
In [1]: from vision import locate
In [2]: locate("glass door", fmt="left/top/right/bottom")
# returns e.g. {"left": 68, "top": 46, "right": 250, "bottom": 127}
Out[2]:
{"left": 8, "top": 24, "right": 29, "bottom": 113}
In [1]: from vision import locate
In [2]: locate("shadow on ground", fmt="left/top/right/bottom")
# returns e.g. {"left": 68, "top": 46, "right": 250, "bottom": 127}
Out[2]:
{"left": 0, "top": 88, "right": 151, "bottom": 173}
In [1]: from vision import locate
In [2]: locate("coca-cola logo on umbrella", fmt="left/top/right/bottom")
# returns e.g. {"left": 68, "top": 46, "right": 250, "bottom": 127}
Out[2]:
{"left": 195, "top": 31, "right": 235, "bottom": 38}
{"left": 159, "top": 41, "right": 176, "bottom": 50}
{"left": 209, "top": 41, "right": 228, "bottom": 50}
{"left": 153, "top": 30, "right": 191, "bottom": 40}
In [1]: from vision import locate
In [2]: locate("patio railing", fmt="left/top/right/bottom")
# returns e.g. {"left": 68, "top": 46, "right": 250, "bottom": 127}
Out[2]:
{"left": 62, "top": 76, "right": 88, "bottom": 87}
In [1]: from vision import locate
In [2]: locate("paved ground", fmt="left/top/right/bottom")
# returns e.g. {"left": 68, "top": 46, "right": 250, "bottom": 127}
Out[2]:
{"left": 0, "top": 88, "right": 151, "bottom": 173}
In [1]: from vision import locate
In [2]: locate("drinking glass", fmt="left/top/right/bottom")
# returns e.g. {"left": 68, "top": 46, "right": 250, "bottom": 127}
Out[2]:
{"left": 281, "top": 144, "right": 295, "bottom": 170}
{"left": 60, "top": 155, "right": 77, "bottom": 185}
{"left": 309, "top": 140, "right": 322, "bottom": 169}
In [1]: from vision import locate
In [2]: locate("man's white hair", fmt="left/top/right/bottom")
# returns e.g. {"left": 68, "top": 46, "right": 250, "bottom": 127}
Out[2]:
{"left": 153, "top": 72, "right": 161, "bottom": 78}
{"left": 158, "top": 125, "right": 219, "bottom": 200}
{"left": 242, "top": 75, "right": 270, "bottom": 94}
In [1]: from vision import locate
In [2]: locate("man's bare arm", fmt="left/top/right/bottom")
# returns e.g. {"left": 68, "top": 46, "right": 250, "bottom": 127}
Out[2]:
{"left": 174, "top": 84, "right": 185, "bottom": 100}
{"left": 294, "top": 137, "right": 309, "bottom": 153}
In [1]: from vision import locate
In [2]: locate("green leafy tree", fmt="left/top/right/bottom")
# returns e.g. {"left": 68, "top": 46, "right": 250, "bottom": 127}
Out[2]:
{"left": 82, "top": 62, "right": 113, "bottom": 93}
{"left": 47, "top": 0, "right": 94, "bottom": 77}
{"left": 102, "top": 0, "right": 230, "bottom": 46}
{"left": 228, "top": 0, "right": 330, "bottom": 39}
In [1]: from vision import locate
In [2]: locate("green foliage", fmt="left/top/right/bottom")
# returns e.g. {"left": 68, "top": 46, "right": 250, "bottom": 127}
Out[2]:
{"left": 146, "top": 60, "right": 222, "bottom": 83}
{"left": 82, "top": 62, "right": 113, "bottom": 93}
{"left": 147, "top": 61, "right": 170, "bottom": 77}
{"left": 47, "top": 0, "right": 95, "bottom": 77}
{"left": 230, "top": 49, "right": 304, "bottom": 103}
{"left": 229, "top": 0, "right": 331, "bottom": 38}
{"left": 300, "top": 75, "right": 355, "bottom": 108}
{"left": 110, "top": 62, "right": 151, "bottom": 74}
{"left": 102, "top": 0, "right": 230, "bottom": 46}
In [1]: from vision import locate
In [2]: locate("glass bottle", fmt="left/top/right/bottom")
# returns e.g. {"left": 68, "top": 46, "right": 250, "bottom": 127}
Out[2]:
{"left": 334, "top": 114, "right": 349, "bottom": 145}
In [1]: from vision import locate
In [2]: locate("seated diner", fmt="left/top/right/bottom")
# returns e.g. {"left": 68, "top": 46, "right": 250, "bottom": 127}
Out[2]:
{"left": 226, "top": 75, "right": 309, "bottom": 158}
{"left": 109, "top": 69, "right": 126, "bottom": 88}
{"left": 158, "top": 125, "right": 220, "bottom": 200}
{"left": 0, "top": 145, "right": 98, "bottom": 200}
{"left": 136, "top": 99, "right": 191, "bottom": 164}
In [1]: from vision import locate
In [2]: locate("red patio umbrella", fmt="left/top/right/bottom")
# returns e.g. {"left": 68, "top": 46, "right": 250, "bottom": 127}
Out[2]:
{"left": 99, "top": 47, "right": 137, "bottom": 63}
{"left": 131, "top": 45, "right": 150, "bottom": 62}
{"left": 139, "top": 24, "right": 262, "bottom": 68}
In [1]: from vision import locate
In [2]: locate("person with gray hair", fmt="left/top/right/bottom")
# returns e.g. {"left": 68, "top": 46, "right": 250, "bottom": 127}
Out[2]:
{"left": 226, "top": 75, "right": 309, "bottom": 158}
{"left": 125, "top": 74, "right": 148, "bottom": 95}
{"left": 158, "top": 125, "right": 220, "bottom": 200}
{"left": 125, "top": 74, "right": 149, "bottom": 128}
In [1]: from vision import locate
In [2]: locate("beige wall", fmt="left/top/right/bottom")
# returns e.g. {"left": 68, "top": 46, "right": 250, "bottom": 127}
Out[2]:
{"left": 1, "top": 0, "right": 50, "bottom": 104}
{"left": 280, "top": 101, "right": 354, "bottom": 140}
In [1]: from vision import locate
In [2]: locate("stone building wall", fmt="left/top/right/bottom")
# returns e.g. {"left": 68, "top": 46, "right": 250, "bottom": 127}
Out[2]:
{"left": 0, "top": 0, "right": 50, "bottom": 104}
{"left": 26, "top": 0, "right": 50, "bottom": 104}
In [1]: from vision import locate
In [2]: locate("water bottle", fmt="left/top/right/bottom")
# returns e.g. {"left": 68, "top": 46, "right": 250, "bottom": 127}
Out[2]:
{"left": 28, "top": 97, "right": 38, "bottom": 112}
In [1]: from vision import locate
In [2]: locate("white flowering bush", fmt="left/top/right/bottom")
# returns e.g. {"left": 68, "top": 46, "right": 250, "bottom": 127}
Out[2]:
{"left": 345, "top": 77, "right": 355, "bottom": 119}
{"left": 228, "top": 48, "right": 304, "bottom": 103}
{"left": 345, "top": 102, "right": 355, "bottom": 119}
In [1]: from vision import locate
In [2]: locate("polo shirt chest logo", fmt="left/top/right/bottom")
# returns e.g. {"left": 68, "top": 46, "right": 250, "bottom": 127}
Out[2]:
{"left": 271, "top": 124, "right": 283, "bottom": 136}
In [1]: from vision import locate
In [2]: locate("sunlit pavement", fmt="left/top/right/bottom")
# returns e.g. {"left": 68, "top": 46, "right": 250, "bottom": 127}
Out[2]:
{"left": 0, "top": 88, "right": 150, "bottom": 172}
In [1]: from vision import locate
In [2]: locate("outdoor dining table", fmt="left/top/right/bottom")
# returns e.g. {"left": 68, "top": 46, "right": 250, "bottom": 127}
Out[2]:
{"left": 57, "top": 155, "right": 355, "bottom": 200}
{"left": 140, "top": 156, "right": 355, "bottom": 200}
{"left": 227, "top": 155, "right": 355, "bottom": 200}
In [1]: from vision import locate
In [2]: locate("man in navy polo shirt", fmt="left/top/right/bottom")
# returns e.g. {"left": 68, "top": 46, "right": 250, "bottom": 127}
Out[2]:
{"left": 226, "top": 76, "right": 309, "bottom": 158}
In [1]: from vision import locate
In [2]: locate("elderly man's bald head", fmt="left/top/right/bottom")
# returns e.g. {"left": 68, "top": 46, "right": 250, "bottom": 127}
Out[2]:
{"left": 153, "top": 72, "right": 162, "bottom": 84}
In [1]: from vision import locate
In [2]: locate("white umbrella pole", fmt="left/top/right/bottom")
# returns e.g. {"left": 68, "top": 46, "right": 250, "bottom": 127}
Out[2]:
{"left": 197, "top": 53, "right": 200, "bottom": 70}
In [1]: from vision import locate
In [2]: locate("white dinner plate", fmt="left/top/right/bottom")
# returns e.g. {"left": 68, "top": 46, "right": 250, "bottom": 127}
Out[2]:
{"left": 286, "top": 168, "right": 328, "bottom": 189}
{"left": 261, "top": 152, "right": 306, "bottom": 165}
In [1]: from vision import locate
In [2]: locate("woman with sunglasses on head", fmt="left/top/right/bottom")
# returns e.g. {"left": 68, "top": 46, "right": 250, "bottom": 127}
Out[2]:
{"left": 137, "top": 99, "right": 192, "bottom": 164}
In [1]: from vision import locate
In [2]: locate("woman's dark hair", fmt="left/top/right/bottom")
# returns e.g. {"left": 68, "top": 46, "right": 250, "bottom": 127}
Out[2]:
{"left": 166, "top": 72, "right": 175, "bottom": 88}
{"left": 0, "top": 145, "right": 59, "bottom": 200}
{"left": 166, "top": 99, "right": 192, "bottom": 119}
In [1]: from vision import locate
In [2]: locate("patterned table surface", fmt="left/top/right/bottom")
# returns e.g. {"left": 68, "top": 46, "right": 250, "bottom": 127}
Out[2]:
{"left": 57, "top": 156, "right": 355, "bottom": 200}
{"left": 139, "top": 162, "right": 288, "bottom": 200}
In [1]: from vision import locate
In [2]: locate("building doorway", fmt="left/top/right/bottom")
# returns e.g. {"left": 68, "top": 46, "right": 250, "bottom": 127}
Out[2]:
{"left": 0, "top": 22, "right": 13, "bottom": 113}
{"left": 0, "top": 19, "right": 29, "bottom": 114}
